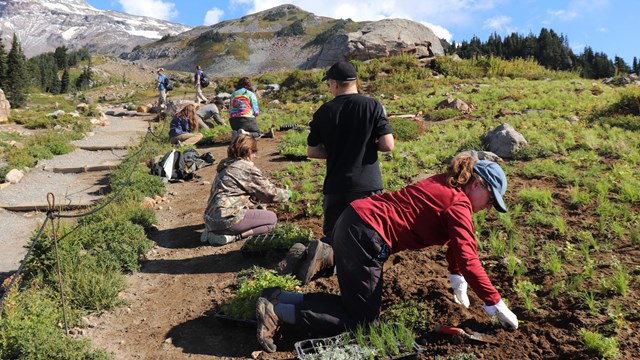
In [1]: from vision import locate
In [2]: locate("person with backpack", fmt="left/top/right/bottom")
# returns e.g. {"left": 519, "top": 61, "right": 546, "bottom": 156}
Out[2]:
{"left": 229, "top": 77, "right": 261, "bottom": 139}
{"left": 255, "top": 153, "right": 519, "bottom": 353}
{"left": 156, "top": 68, "right": 169, "bottom": 108}
{"left": 201, "top": 134, "right": 291, "bottom": 245}
{"left": 168, "top": 104, "right": 203, "bottom": 146}
{"left": 194, "top": 65, "right": 208, "bottom": 104}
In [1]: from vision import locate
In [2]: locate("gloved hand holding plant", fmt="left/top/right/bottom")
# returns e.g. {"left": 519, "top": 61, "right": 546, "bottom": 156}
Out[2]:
{"left": 483, "top": 299, "right": 518, "bottom": 330}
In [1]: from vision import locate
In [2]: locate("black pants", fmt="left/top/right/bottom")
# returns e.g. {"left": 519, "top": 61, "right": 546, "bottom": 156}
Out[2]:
{"left": 322, "top": 190, "right": 382, "bottom": 244}
{"left": 229, "top": 116, "right": 260, "bottom": 133}
{"left": 295, "top": 206, "right": 389, "bottom": 337}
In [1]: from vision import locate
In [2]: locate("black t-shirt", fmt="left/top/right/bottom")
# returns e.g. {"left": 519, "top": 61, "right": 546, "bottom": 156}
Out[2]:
{"left": 308, "top": 93, "right": 393, "bottom": 194}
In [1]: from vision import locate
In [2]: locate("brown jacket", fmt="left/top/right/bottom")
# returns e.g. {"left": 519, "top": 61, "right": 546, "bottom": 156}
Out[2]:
{"left": 203, "top": 158, "right": 289, "bottom": 232}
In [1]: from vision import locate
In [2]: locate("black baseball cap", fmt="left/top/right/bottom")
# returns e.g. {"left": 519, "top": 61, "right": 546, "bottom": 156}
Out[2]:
{"left": 322, "top": 61, "right": 357, "bottom": 81}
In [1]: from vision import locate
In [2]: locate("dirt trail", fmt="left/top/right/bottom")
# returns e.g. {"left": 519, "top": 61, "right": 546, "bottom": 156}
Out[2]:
{"left": 82, "top": 137, "right": 304, "bottom": 359}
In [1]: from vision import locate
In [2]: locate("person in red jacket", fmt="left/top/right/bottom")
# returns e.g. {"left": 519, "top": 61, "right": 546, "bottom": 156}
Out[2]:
{"left": 255, "top": 152, "right": 518, "bottom": 353}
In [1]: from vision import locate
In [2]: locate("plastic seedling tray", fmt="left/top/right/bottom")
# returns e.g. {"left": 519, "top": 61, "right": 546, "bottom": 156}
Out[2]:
{"left": 295, "top": 332, "right": 423, "bottom": 360}
{"left": 240, "top": 232, "right": 288, "bottom": 257}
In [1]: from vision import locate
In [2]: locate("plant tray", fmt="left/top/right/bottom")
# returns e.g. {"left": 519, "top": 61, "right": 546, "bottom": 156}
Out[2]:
{"left": 213, "top": 310, "right": 257, "bottom": 327}
{"left": 240, "top": 233, "right": 285, "bottom": 257}
{"left": 294, "top": 333, "right": 422, "bottom": 360}
{"left": 240, "top": 232, "right": 310, "bottom": 257}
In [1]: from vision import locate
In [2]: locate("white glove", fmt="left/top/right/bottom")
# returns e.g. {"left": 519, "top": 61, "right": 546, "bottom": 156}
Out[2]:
{"left": 448, "top": 274, "right": 470, "bottom": 308}
{"left": 483, "top": 299, "right": 518, "bottom": 330}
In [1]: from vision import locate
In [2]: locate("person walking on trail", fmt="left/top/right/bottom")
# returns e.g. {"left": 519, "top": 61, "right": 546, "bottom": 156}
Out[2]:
{"left": 279, "top": 60, "right": 395, "bottom": 285}
{"left": 255, "top": 153, "right": 519, "bottom": 353}
{"left": 156, "top": 68, "right": 168, "bottom": 109}
{"left": 196, "top": 98, "right": 225, "bottom": 129}
{"left": 168, "top": 104, "right": 203, "bottom": 146}
{"left": 201, "top": 134, "right": 291, "bottom": 246}
{"left": 229, "top": 77, "right": 261, "bottom": 139}
{"left": 194, "top": 65, "right": 208, "bottom": 104}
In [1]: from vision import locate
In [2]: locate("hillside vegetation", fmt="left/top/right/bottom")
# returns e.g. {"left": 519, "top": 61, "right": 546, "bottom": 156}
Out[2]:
{"left": 1, "top": 54, "right": 639, "bottom": 359}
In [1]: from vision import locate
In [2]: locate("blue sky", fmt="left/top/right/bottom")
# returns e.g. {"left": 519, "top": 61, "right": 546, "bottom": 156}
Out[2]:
{"left": 86, "top": 0, "right": 637, "bottom": 66}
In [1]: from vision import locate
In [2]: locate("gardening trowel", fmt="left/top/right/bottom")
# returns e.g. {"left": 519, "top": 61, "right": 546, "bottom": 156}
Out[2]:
{"left": 435, "top": 324, "right": 499, "bottom": 344}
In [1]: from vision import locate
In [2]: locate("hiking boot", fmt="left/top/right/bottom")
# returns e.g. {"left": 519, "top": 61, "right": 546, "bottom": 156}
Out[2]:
{"left": 276, "top": 243, "right": 307, "bottom": 275}
{"left": 296, "top": 240, "right": 334, "bottom": 285}
{"left": 256, "top": 297, "right": 279, "bottom": 353}
{"left": 261, "top": 128, "right": 275, "bottom": 139}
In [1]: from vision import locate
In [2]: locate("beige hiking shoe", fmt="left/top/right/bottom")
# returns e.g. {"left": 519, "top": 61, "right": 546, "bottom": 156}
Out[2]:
{"left": 295, "top": 240, "right": 334, "bottom": 285}
{"left": 256, "top": 297, "right": 279, "bottom": 353}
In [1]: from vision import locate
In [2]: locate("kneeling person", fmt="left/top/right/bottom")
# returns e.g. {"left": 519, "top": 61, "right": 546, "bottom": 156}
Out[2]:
{"left": 202, "top": 134, "right": 291, "bottom": 245}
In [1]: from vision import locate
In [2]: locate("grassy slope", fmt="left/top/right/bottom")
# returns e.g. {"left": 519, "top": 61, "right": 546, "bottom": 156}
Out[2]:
{"left": 2, "top": 54, "right": 639, "bottom": 358}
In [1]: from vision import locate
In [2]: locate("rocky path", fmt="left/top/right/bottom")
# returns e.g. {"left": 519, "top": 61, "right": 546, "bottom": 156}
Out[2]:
{"left": 0, "top": 112, "right": 153, "bottom": 276}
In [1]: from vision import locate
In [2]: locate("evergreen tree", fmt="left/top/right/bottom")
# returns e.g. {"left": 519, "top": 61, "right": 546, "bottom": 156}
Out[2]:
{"left": 75, "top": 57, "right": 93, "bottom": 91}
{"left": 579, "top": 47, "right": 595, "bottom": 79}
{"left": 633, "top": 57, "right": 638, "bottom": 74}
{"left": 54, "top": 45, "right": 68, "bottom": 69}
{"left": 613, "top": 56, "right": 630, "bottom": 75}
{"left": 6, "top": 33, "right": 28, "bottom": 107}
{"left": 60, "top": 69, "right": 69, "bottom": 93}
{"left": 592, "top": 52, "right": 615, "bottom": 78}
{"left": 50, "top": 71, "right": 61, "bottom": 95}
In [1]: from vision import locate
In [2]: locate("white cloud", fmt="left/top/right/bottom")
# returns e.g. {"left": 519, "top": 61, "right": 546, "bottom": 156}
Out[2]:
{"left": 597, "top": 27, "right": 606, "bottom": 32}
{"left": 547, "top": 9, "right": 578, "bottom": 21}
{"left": 483, "top": 15, "right": 511, "bottom": 31}
{"left": 244, "top": 0, "right": 496, "bottom": 26}
{"left": 204, "top": 7, "right": 224, "bottom": 25}
{"left": 118, "top": 0, "right": 178, "bottom": 21}
{"left": 421, "top": 22, "right": 452, "bottom": 42}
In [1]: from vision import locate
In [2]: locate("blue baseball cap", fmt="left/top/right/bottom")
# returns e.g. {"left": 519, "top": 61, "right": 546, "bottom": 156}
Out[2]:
{"left": 473, "top": 160, "right": 507, "bottom": 213}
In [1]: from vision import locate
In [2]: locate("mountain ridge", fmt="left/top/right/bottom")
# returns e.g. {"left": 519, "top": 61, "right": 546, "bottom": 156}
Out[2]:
{"left": 0, "top": 0, "right": 190, "bottom": 57}
{"left": 122, "top": 4, "right": 446, "bottom": 76}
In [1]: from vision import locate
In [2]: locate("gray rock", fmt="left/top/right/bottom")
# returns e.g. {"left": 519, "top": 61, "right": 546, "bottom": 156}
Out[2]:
{"left": 316, "top": 18, "right": 444, "bottom": 68}
{"left": 0, "top": 89, "right": 11, "bottom": 124}
{"left": 481, "top": 123, "right": 528, "bottom": 159}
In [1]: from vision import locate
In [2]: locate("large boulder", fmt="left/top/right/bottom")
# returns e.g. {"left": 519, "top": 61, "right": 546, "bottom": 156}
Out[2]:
{"left": 316, "top": 18, "right": 445, "bottom": 67}
{"left": 481, "top": 123, "right": 528, "bottom": 159}
{"left": 0, "top": 89, "right": 11, "bottom": 124}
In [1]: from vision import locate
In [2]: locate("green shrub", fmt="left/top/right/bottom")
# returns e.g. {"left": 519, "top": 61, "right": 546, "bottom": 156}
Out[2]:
{"left": 108, "top": 156, "right": 165, "bottom": 201}
{"left": 278, "top": 130, "right": 308, "bottom": 158}
{"left": 580, "top": 329, "right": 620, "bottom": 359}
{"left": 389, "top": 118, "right": 422, "bottom": 141}
{"left": 70, "top": 219, "right": 153, "bottom": 273}
{"left": 424, "top": 108, "right": 461, "bottom": 122}
{"left": 61, "top": 250, "right": 127, "bottom": 311}
{"left": 6, "top": 147, "right": 38, "bottom": 169}
{"left": 220, "top": 267, "right": 300, "bottom": 320}
{"left": 80, "top": 199, "right": 156, "bottom": 230}
{"left": 0, "top": 287, "right": 110, "bottom": 359}
{"left": 380, "top": 300, "right": 431, "bottom": 332}
{"left": 34, "top": 132, "right": 76, "bottom": 155}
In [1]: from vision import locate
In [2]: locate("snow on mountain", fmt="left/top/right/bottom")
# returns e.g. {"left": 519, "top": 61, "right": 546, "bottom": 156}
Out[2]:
{"left": 0, "top": 0, "right": 190, "bottom": 57}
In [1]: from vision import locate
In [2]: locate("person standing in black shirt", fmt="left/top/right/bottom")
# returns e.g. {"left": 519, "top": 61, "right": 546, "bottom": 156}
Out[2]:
{"left": 285, "top": 61, "right": 394, "bottom": 284}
